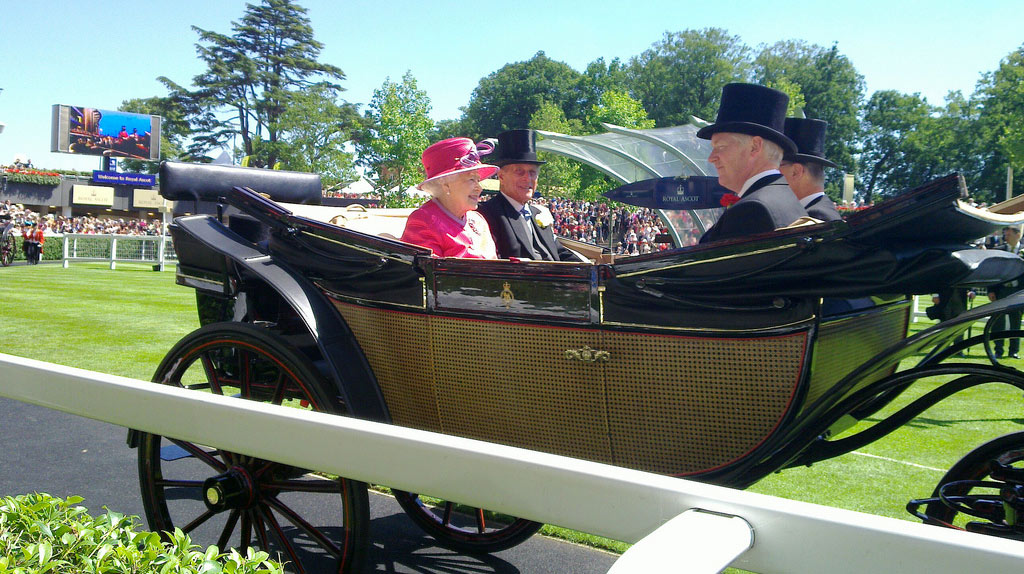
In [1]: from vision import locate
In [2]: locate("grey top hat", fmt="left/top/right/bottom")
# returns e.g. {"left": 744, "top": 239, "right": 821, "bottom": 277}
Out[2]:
{"left": 491, "top": 129, "right": 546, "bottom": 167}
{"left": 783, "top": 118, "right": 839, "bottom": 168}
{"left": 696, "top": 83, "right": 797, "bottom": 155}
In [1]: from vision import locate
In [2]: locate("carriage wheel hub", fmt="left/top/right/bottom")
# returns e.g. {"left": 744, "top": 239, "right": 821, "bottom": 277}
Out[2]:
{"left": 203, "top": 467, "right": 256, "bottom": 511}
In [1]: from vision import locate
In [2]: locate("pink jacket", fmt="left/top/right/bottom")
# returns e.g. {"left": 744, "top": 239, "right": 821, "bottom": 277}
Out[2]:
{"left": 400, "top": 199, "right": 497, "bottom": 259}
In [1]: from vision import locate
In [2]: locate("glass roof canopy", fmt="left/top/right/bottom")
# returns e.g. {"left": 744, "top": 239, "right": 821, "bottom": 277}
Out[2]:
{"left": 536, "top": 123, "right": 716, "bottom": 183}
{"left": 535, "top": 123, "right": 720, "bottom": 245}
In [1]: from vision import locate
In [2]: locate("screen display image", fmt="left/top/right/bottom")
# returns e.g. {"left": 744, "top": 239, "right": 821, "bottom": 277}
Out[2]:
{"left": 66, "top": 106, "right": 155, "bottom": 159}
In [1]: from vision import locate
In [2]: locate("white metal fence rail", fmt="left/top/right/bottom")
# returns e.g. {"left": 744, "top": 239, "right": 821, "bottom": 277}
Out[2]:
{"left": 3, "top": 352, "right": 1024, "bottom": 573}
{"left": 60, "top": 233, "right": 176, "bottom": 270}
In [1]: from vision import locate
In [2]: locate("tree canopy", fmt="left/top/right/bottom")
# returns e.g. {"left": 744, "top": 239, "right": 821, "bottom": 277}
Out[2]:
{"left": 161, "top": 0, "right": 345, "bottom": 168}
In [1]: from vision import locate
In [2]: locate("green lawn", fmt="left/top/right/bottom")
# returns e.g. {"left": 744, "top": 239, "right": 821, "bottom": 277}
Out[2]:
{"left": 2, "top": 263, "right": 1023, "bottom": 556}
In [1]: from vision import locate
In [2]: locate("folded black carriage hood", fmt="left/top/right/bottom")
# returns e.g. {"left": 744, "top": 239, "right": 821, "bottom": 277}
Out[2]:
{"left": 607, "top": 174, "right": 1024, "bottom": 301}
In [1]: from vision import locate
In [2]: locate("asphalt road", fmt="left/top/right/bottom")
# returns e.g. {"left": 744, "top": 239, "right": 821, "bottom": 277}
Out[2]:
{"left": 0, "top": 396, "right": 618, "bottom": 573}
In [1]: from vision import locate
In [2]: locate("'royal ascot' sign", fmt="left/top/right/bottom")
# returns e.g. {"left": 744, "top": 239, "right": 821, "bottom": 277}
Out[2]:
{"left": 132, "top": 188, "right": 164, "bottom": 209}
{"left": 72, "top": 184, "right": 115, "bottom": 206}
{"left": 603, "top": 176, "right": 732, "bottom": 210}
{"left": 92, "top": 170, "right": 157, "bottom": 187}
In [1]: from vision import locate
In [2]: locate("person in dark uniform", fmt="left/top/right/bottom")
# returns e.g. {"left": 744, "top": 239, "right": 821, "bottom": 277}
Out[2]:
{"left": 477, "top": 129, "right": 576, "bottom": 261}
{"left": 988, "top": 225, "right": 1024, "bottom": 358}
{"left": 696, "top": 84, "right": 808, "bottom": 244}
{"left": 779, "top": 118, "right": 842, "bottom": 222}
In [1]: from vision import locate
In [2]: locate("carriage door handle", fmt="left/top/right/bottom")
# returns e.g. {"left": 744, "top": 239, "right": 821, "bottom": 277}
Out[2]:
{"left": 564, "top": 346, "right": 611, "bottom": 363}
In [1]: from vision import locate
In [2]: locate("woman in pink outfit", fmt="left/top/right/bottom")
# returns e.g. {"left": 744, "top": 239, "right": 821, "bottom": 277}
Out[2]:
{"left": 401, "top": 137, "right": 499, "bottom": 259}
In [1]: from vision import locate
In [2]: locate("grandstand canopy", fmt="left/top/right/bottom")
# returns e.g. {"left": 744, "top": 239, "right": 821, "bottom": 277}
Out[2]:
{"left": 536, "top": 123, "right": 716, "bottom": 184}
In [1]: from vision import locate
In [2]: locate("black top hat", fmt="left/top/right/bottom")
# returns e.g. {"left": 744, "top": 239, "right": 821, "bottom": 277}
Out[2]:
{"left": 696, "top": 83, "right": 797, "bottom": 155}
{"left": 783, "top": 118, "right": 838, "bottom": 168}
{"left": 491, "top": 129, "right": 546, "bottom": 166}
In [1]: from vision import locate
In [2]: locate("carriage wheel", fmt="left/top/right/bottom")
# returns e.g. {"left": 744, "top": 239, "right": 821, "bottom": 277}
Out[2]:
{"left": 924, "top": 431, "right": 1024, "bottom": 530}
{"left": 137, "top": 322, "right": 370, "bottom": 574}
{"left": 392, "top": 489, "right": 542, "bottom": 553}
{"left": 0, "top": 232, "right": 14, "bottom": 267}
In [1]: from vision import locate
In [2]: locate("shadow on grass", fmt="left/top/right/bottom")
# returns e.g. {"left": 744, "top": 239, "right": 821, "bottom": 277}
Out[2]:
{"left": 866, "top": 415, "right": 1024, "bottom": 428}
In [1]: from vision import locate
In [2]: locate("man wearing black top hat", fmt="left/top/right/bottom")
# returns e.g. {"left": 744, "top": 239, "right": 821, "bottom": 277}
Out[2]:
{"left": 779, "top": 118, "right": 842, "bottom": 222}
{"left": 477, "top": 129, "right": 576, "bottom": 261}
{"left": 696, "top": 83, "right": 808, "bottom": 244}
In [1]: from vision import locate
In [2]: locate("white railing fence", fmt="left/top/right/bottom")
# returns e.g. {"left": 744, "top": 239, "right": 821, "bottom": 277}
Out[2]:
{"left": 3, "top": 352, "right": 1024, "bottom": 573}
{"left": 60, "top": 234, "right": 176, "bottom": 270}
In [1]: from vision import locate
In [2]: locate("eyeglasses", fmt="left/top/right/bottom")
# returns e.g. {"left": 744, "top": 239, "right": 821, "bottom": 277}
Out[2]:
{"left": 456, "top": 140, "right": 494, "bottom": 168}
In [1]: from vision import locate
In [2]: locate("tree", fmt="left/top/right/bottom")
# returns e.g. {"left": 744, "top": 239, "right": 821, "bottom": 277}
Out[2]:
{"left": 580, "top": 57, "right": 630, "bottom": 113}
{"left": 627, "top": 28, "right": 750, "bottom": 127}
{"left": 355, "top": 71, "right": 433, "bottom": 205}
{"left": 587, "top": 90, "right": 655, "bottom": 132}
{"left": 975, "top": 44, "right": 1024, "bottom": 199}
{"left": 753, "top": 41, "right": 865, "bottom": 171}
{"left": 161, "top": 0, "right": 345, "bottom": 167}
{"left": 528, "top": 100, "right": 583, "bottom": 198}
{"left": 276, "top": 83, "right": 361, "bottom": 188}
{"left": 858, "top": 90, "right": 933, "bottom": 200}
{"left": 463, "top": 51, "right": 584, "bottom": 138}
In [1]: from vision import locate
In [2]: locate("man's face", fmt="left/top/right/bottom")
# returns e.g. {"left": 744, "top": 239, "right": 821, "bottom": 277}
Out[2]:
{"left": 708, "top": 133, "right": 754, "bottom": 192}
{"left": 498, "top": 163, "right": 540, "bottom": 204}
{"left": 1005, "top": 227, "right": 1021, "bottom": 244}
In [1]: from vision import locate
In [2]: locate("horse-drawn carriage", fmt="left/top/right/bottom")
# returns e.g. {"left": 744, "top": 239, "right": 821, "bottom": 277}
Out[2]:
{"left": 130, "top": 161, "right": 1024, "bottom": 572}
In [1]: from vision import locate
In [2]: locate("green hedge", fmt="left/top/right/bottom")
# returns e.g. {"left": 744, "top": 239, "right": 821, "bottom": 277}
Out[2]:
{"left": 8, "top": 237, "right": 64, "bottom": 262}
{"left": 0, "top": 493, "right": 284, "bottom": 573}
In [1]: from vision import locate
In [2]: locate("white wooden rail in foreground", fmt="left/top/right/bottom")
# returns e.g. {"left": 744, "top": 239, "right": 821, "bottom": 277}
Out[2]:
{"left": 3, "top": 352, "right": 1024, "bottom": 573}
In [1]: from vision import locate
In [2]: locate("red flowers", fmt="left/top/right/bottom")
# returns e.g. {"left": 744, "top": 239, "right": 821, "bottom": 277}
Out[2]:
{"left": 719, "top": 193, "right": 740, "bottom": 208}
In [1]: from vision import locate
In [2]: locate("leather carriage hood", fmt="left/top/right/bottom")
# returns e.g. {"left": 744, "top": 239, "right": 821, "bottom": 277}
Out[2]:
{"left": 159, "top": 161, "right": 323, "bottom": 204}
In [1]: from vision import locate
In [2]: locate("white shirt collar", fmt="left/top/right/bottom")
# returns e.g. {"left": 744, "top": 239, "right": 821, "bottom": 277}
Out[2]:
{"left": 800, "top": 191, "right": 826, "bottom": 208}
{"left": 501, "top": 192, "right": 528, "bottom": 213}
{"left": 738, "top": 169, "right": 781, "bottom": 197}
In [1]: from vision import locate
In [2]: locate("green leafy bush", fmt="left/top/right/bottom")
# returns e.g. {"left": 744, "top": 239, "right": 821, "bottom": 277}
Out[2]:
{"left": 7, "top": 237, "right": 63, "bottom": 262}
{"left": 0, "top": 493, "right": 284, "bottom": 573}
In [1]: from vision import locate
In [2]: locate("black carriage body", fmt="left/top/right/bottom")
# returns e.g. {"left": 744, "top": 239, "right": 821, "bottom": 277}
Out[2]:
{"left": 160, "top": 162, "right": 1024, "bottom": 489}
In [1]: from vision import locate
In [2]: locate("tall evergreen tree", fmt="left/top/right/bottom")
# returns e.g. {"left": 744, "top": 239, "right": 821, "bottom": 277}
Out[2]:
{"left": 161, "top": 0, "right": 344, "bottom": 167}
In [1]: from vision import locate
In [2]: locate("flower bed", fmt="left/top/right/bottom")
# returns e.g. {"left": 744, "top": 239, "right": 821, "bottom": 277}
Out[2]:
{"left": 3, "top": 168, "right": 63, "bottom": 186}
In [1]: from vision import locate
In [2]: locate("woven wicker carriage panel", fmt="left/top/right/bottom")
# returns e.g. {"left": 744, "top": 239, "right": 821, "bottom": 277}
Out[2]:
{"left": 802, "top": 303, "right": 910, "bottom": 413}
{"left": 431, "top": 318, "right": 614, "bottom": 464}
{"left": 603, "top": 331, "right": 808, "bottom": 475}
{"left": 333, "top": 302, "right": 440, "bottom": 431}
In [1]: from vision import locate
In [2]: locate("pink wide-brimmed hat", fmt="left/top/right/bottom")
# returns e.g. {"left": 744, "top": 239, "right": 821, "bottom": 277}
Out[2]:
{"left": 419, "top": 137, "right": 498, "bottom": 188}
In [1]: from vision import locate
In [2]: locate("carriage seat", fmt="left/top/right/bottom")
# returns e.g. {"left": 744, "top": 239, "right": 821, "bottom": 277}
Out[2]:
{"left": 279, "top": 202, "right": 415, "bottom": 240}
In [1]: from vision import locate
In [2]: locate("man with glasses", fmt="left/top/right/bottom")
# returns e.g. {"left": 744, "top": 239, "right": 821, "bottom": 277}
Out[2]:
{"left": 778, "top": 118, "right": 842, "bottom": 222}
{"left": 478, "top": 129, "right": 575, "bottom": 261}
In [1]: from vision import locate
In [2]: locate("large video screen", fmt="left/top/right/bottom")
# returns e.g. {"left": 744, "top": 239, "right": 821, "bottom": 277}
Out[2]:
{"left": 51, "top": 104, "right": 161, "bottom": 161}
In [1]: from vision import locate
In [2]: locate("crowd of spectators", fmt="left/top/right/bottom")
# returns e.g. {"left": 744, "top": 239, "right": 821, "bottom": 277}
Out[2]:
{"left": 537, "top": 198, "right": 674, "bottom": 255}
{"left": 1, "top": 200, "right": 164, "bottom": 236}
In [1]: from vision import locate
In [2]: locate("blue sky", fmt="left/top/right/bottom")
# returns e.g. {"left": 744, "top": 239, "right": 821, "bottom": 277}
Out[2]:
{"left": 0, "top": 0, "right": 1020, "bottom": 171}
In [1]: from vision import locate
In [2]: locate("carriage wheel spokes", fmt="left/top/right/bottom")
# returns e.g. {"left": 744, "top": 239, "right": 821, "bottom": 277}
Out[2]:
{"left": 137, "top": 322, "right": 369, "bottom": 573}
{"left": 919, "top": 430, "right": 1024, "bottom": 539}
{"left": 392, "top": 489, "right": 543, "bottom": 553}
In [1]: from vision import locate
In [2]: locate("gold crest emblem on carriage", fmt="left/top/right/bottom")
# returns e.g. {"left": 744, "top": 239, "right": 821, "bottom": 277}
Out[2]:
{"left": 500, "top": 282, "right": 514, "bottom": 308}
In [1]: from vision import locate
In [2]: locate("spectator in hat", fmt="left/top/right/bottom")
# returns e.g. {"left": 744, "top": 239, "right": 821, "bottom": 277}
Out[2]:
{"left": 988, "top": 225, "right": 1024, "bottom": 358}
{"left": 779, "top": 118, "right": 842, "bottom": 222}
{"left": 400, "top": 137, "right": 499, "bottom": 259}
{"left": 477, "top": 129, "right": 576, "bottom": 261}
{"left": 696, "top": 83, "right": 808, "bottom": 244}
